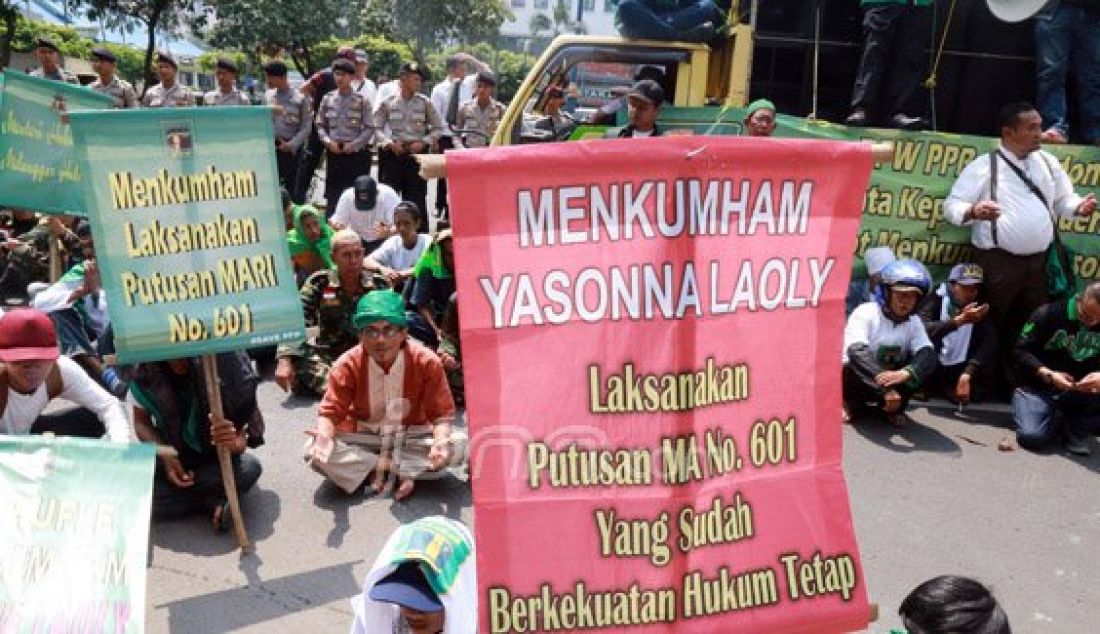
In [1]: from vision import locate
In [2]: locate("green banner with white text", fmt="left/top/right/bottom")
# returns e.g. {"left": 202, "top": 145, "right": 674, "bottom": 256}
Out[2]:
{"left": 0, "top": 436, "right": 155, "bottom": 632}
{"left": 68, "top": 106, "right": 305, "bottom": 363}
{"left": 0, "top": 70, "right": 114, "bottom": 215}
{"left": 659, "top": 107, "right": 1100, "bottom": 286}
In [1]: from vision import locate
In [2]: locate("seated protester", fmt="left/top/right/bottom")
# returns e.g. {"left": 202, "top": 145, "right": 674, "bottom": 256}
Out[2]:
{"left": 287, "top": 204, "right": 334, "bottom": 284}
{"left": 406, "top": 229, "right": 456, "bottom": 349}
{"left": 845, "top": 245, "right": 895, "bottom": 316}
{"left": 31, "top": 222, "right": 126, "bottom": 397}
{"left": 0, "top": 215, "right": 81, "bottom": 304}
{"left": 616, "top": 0, "right": 730, "bottom": 46}
{"left": 898, "top": 575, "right": 1010, "bottom": 634}
{"left": 364, "top": 202, "right": 429, "bottom": 293}
{"left": 130, "top": 351, "right": 263, "bottom": 530}
{"left": 919, "top": 263, "right": 997, "bottom": 405}
{"left": 437, "top": 293, "right": 463, "bottom": 407}
{"left": 1010, "top": 281, "right": 1100, "bottom": 455}
{"left": 842, "top": 259, "right": 937, "bottom": 424}
{"left": 276, "top": 230, "right": 385, "bottom": 397}
{"left": 330, "top": 175, "right": 401, "bottom": 254}
{"left": 304, "top": 291, "right": 456, "bottom": 500}
{"left": 743, "top": 99, "right": 777, "bottom": 137}
{"left": 0, "top": 308, "right": 130, "bottom": 442}
{"left": 352, "top": 517, "right": 477, "bottom": 634}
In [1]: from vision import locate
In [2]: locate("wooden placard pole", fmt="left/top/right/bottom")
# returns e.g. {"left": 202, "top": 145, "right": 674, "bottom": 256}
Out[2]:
{"left": 416, "top": 142, "right": 896, "bottom": 180}
{"left": 201, "top": 354, "right": 252, "bottom": 552}
{"left": 48, "top": 236, "right": 61, "bottom": 283}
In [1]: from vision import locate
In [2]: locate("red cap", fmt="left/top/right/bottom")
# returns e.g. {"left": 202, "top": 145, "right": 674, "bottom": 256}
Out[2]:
{"left": 0, "top": 309, "right": 59, "bottom": 362}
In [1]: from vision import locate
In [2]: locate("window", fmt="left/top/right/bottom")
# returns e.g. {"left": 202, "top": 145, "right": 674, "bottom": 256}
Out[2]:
{"left": 583, "top": 0, "right": 595, "bottom": 10}
{"left": 511, "top": 0, "right": 525, "bottom": 7}
{"left": 535, "top": 0, "right": 548, "bottom": 7}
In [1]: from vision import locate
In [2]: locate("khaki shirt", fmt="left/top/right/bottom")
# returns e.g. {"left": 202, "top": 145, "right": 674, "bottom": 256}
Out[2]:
{"left": 142, "top": 82, "right": 196, "bottom": 108}
{"left": 316, "top": 89, "right": 374, "bottom": 152}
{"left": 89, "top": 76, "right": 138, "bottom": 109}
{"left": 267, "top": 87, "right": 312, "bottom": 151}
{"left": 29, "top": 67, "right": 79, "bottom": 84}
{"left": 455, "top": 97, "right": 504, "bottom": 148}
{"left": 203, "top": 87, "right": 251, "bottom": 106}
{"left": 374, "top": 92, "right": 443, "bottom": 147}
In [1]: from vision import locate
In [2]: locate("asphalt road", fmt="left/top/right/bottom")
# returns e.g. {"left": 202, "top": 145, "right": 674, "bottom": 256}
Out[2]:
{"left": 142, "top": 373, "right": 1100, "bottom": 633}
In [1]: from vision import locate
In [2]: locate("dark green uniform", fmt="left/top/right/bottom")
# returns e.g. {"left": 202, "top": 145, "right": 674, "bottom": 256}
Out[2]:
{"left": 276, "top": 269, "right": 386, "bottom": 396}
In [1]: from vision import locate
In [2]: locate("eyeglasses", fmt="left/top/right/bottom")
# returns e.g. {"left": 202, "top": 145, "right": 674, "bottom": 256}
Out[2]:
{"left": 362, "top": 325, "right": 403, "bottom": 340}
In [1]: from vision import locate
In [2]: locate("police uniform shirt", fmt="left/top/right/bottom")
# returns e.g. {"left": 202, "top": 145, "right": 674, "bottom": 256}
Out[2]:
{"left": 142, "top": 82, "right": 196, "bottom": 107}
{"left": 267, "top": 87, "right": 312, "bottom": 151}
{"left": 455, "top": 97, "right": 504, "bottom": 148}
{"left": 29, "top": 67, "right": 79, "bottom": 84}
{"left": 374, "top": 93, "right": 442, "bottom": 147}
{"left": 203, "top": 87, "right": 251, "bottom": 106}
{"left": 89, "top": 76, "right": 138, "bottom": 108}
{"left": 315, "top": 89, "right": 374, "bottom": 152}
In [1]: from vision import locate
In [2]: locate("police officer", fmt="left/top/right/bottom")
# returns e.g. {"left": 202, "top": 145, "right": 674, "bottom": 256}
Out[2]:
{"left": 375, "top": 62, "right": 443, "bottom": 228}
{"left": 204, "top": 57, "right": 250, "bottom": 106}
{"left": 88, "top": 48, "right": 138, "bottom": 108}
{"left": 28, "top": 37, "right": 79, "bottom": 84}
{"left": 316, "top": 58, "right": 374, "bottom": 218}
{"left": 265, "top": 60, "right": 312, "bottom": 194}
{"left": 295, "top": 47, "right": 356, "bottom": 204}
{"left": 455, "top": 71, "right": 504, "bottom": 149}
{"left": 142, "top": 52, "right": 196, "bottom": 107}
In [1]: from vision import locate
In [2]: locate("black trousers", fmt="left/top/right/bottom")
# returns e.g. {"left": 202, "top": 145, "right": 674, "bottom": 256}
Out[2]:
{"left": 379, "top": 148, "right": 428, "bottom": 227}
{"left": 973, "top": 248, "right": 1048, "bottom": 388}
{"left": 324, "top": 148, "right": 372, "bottom": 218}
{"left": 850, "top": 4, "right": 931, "bottom": 119}
{"left": 29, "top": 406, "right": 105, "bottom": 437}
{"left": 294, "top": 132, "right": 324, "bottom": 204}
{"left": 275, "top": 145, "right": 300, "bottom": 196}
{"left": 435, "top": 136, "right": 455, "bottom": 216}
{"left": 842, "top": 364, "right": 916, "bottom": 413}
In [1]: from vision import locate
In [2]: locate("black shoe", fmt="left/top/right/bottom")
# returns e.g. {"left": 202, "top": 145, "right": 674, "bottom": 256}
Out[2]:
{"left": 844, "top": 109, "right": 869, "bottom": 127}
{"left": 890, "top": 113, "right": 928, "bottom": 131}
{"left": 682, "top": 21, "right": 716, "bottom": 43}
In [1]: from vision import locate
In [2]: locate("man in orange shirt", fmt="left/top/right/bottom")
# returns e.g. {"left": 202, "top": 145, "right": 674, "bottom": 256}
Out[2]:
{"left": 303, "top": 290, "right": 456, "bottom": 500}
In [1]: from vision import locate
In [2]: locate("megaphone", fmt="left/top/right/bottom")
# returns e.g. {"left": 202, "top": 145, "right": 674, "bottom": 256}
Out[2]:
{"left": 986, "top": 0, "right": 1049, "bottom": 23}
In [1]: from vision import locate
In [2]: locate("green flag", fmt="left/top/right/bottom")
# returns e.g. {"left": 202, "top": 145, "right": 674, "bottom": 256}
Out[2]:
{"left": 0, "top": 70, "right": 114, "bottom": 215}
{"left": 68, "top": 106, "right": 305, "bottom": 362}
{"left": 0, "top": 436, "right": 155, "bottom": 632}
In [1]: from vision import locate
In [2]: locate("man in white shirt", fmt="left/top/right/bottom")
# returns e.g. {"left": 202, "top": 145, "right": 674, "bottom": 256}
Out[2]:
{"left": 353, "top": 49, "right": 378, "bottom": 107}
{"left": 330, "top": 175, "right": 401, "bottom": 253}
{"left": 0, "top": 309, "right": 130, "bottom": 442}
{"left": 429, "top": 53, "right": 492, "bottom": 219}
{"left": 945, "top": 101, "right": 1097, "bottom": 356}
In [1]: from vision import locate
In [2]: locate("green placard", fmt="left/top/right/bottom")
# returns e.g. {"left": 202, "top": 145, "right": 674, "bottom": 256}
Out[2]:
{"left": 0, "top": 70, "right": 114, "bottom": 215}
{"left": 0, "top": 436, "right": 155, "bottom": 632}
{"left": 68, "top": 107, "right": 305, "bottom": 363}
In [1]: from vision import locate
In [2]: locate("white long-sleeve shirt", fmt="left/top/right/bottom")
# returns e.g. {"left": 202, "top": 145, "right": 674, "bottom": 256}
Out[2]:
{"left": 430, "top": 75, "right": 478, "bottom": 135}
{"left": 32, "top": 278, "right": 109, "bottom": 337}
{"left": 0, "top": 356, "right": 130, "bottom": 442}
{"left": 945, "top": 146, "right": 1083, "bottom": 255}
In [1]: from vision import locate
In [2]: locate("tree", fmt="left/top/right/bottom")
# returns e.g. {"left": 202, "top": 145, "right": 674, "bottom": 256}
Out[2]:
{"left": 1, "top": 0, "right": 18, "bottom": 69}
{"left": 206, "top": 0, "right": 355, "bottom": 77}
{"left": 360, "top": 0, "right": 512, "bottom": 58}
{"left": 310, "top": 35, "right": 413, "bottom": 82}
{"left": 65, "top": 0, "right": 204, "bottom": 93}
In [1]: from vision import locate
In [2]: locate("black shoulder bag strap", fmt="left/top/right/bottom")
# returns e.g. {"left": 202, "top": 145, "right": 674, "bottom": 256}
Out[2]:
{"left": 996, "top": 149, "right": 1064, "bottom": 244}
{"left": 988, "top": 150, "right": 999, "bottom": 246}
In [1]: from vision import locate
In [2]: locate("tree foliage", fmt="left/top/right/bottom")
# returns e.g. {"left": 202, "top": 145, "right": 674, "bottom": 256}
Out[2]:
{"left": 360, "top": 0, "right": 512, "bottom": 57}
{"left": 1, "top": 0, "right": 21, "bottom": 69}
{"left": 206, "top": 0, "right": 355, "bottom": 76}
{"left": 310, "top": 35, "right": 414, "bottom": 82}
{"left": 65, "top": 0, "right": 204, "bottom": 92}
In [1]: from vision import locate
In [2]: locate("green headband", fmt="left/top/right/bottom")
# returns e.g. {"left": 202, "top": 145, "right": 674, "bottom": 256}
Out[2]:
{"left": 746, "top": 99, "right": 776, "bottom": 117}
{"left": 353, "top": 290, "right": 408, "bottom": 330}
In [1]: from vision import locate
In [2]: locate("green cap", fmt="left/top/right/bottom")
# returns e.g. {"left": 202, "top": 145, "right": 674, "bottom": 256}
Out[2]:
{"left": 746, "top": 98, "right": 776, "bottom": 117}
{"left": 353, "top": 291, "right": 407, "bottom": 330}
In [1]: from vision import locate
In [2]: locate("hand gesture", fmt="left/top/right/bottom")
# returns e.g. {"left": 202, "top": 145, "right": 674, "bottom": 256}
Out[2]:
{"left": 1045, "top": 368, "right": 1076, "bottom": 391}
{"left": 274, "top": 357, "right": 294, "bottom": 393}
{"left": 954, "top": 373, "right": 971, "bottom": 405}
{"left": 954, "top": 303, "right": 989, "bottom": 326}
{"left": 162, "top": 455, "right": 194, "bottom": 488}
{"left": 1077, "top": 193, "right": 1097, "bottom": 216}
{"left": 209, "top": 413, "right": 237, "bottom": 449}
{"left": 875, "top": 369, "right": 910, "bottom": 388}
{"left": 969, "top": 200, "right": 1001, "bottom": 221}
{"left": 1074, "top": 371, "right": 1100, "bottom": 394}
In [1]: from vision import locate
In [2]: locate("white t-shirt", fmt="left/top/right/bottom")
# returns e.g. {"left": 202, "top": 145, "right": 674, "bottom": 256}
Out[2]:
{"left": 368, "top": 234, "right": 430, "bottom": 272}
{"left": 842, "top": 301, "right": 932, "bottom": 367}
{"left": 632, "top": 128, "right": 655, "bottom": 138}
{"left": 932, "top": 285, "right": 973, "bottom": 367}
{"left": 330, "top": 183, "right": 401, "bottom": 242}
{"left": 353, "top": 77, "right": 377, "bottom": 109}
{"left": 0, "top": 355, "right": 130, "bottom": 441}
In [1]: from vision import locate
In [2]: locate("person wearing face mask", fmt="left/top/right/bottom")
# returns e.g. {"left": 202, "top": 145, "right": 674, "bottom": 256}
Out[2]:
{"left": 842, "top": 258, "right": 937, "bottom": 425}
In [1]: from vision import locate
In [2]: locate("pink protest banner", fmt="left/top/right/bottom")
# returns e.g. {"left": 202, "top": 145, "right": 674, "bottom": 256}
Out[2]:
{"left": 449, "top": 136, "right": 874, "bottom": 633}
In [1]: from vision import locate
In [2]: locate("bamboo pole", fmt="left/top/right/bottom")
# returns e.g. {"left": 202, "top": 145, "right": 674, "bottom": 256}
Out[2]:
{"left": 201, "top": 354, "right": 252, "bottom": 552}
{"left": 48, "top": 236, "right": 61, "bottom": 282}
{"left": 416, "top": 142, "right": 895, "bottom": 180}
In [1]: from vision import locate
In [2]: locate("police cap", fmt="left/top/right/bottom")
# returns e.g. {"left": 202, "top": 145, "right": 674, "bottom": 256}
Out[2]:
{"left": 90, "top": 47, "right": 116, "bottom": 63}
{"left": 399, "top": 62, "right": 426, "bottom": 80}
{"left": 263, "top": 60, "right": 288, "bottom": 77}
{"left": 215, "top": 56, "right": 238, "bottom": 74}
